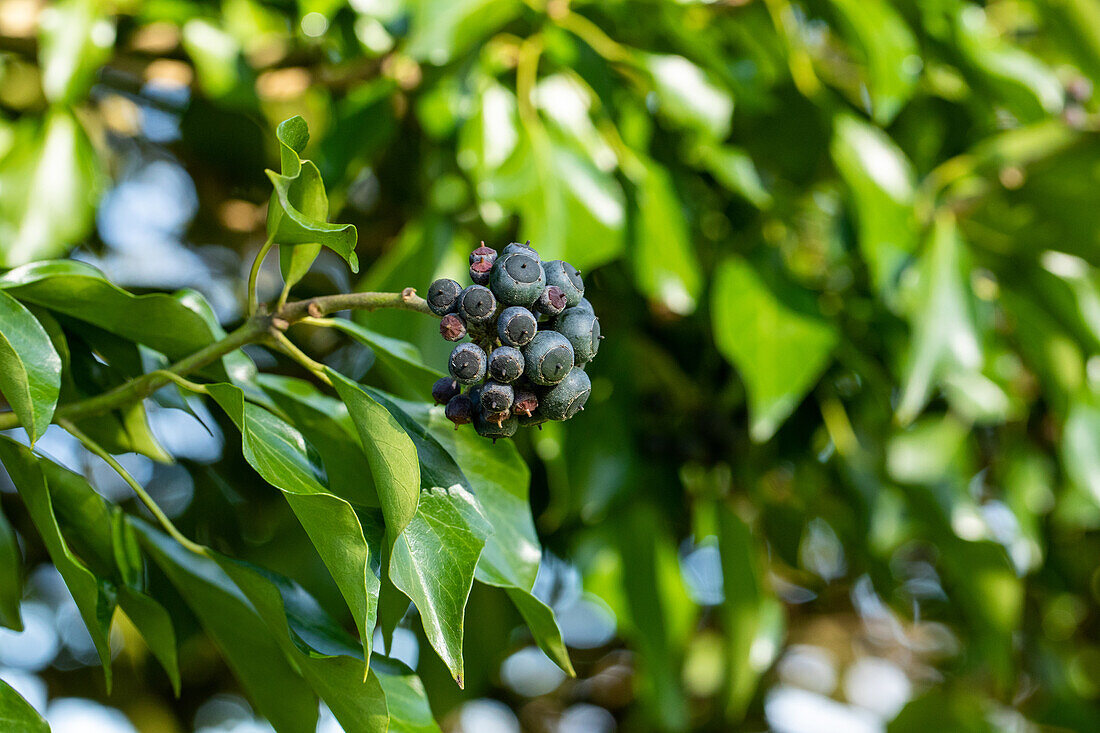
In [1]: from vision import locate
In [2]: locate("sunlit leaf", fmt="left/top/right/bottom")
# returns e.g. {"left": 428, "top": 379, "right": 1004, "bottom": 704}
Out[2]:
{"left": 711, "top": 258, "right": 838, "bottom": 442}
{"left": 0, "top": 111, "right": 103, "bottom": 267}
{"left": 388, "top": 485, "right": 490, "bottom": 686}
{"left": 896, "top": 213, "right": 982, "bottom": 425}
{"left": 404, "top": 0, "right": 523, "bottom": 66}
{"left": 266, "top": 116, "right": 359, "bottom": 276}
{"left": 0, "top": 291, "right": 60, "bottom": 444}
{"left": 631, "top": 159, "right": 702, "bottom": 316}
{"left": 642, "top": 53, "right": 733, "bottom": 139}
{"left": 38, "top": 0, "right": 115, "bottom": 104}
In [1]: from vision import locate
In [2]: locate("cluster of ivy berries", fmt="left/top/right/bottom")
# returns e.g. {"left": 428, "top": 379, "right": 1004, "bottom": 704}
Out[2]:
{"left": 427, "top": 241, "right": 600, "bottom": 441}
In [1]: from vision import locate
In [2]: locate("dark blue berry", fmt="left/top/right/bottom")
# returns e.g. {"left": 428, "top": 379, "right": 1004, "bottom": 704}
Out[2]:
{"left": 432, "top": 377, "right": 461, "bottom": 404}
{"left": 540, "top": 367, "right": 591, "bottom": 420}
{"left": 523, "top": 331, "right": 574, "bottom": 386}
{"left": 488, "top": 346, "right": 524, "bottom": 383}
{"left": 497, "top": 306, "right": 538, "bottom": 347}
{"left": 448, "top": 342, "right": 487, "bottom": 384}
{"left": 458, "top": 284, "right": 497, "bottom": 324}
{"left": 490, "top": 253, "right": 545, "bottom": 306}
{"left": 555, "top": 309, "right": 600, "bottom": 363}
{"left": 445, "top": 394, "right": 473, "bottom": 426}
{"left": 427, "top": 278, "right": 462, "bottom": 315}
{"left": 543, "top": 260, "right": 584, "bottom": 307}
{"left": 480, "top": 381, "right": 514, "bottom": 414}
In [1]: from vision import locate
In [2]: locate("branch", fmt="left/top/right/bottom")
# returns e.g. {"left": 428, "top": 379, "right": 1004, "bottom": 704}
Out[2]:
{"left": 276, "top": 287, "right": 434, "bottom": 323}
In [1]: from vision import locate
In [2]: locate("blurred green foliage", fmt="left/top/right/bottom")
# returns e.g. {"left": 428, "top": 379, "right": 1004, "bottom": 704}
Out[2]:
{"left": 2, "top": 0, "right": 1100, "bottom": 731}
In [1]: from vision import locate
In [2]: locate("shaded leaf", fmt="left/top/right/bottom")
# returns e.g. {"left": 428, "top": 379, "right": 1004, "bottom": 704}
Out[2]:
{"left": 711, "top": 258, "right": 837, "bottom": 442}
{"left": 373, "top": 657, "right": 442, "bottom": 733}
{"left": 0, "top": 503, "right": 22, "bottom": 631}
{"left": 134, "top": 521, "right": 320, "bottom": 733}
{"left": 0, "top": 437, "right": 114, "bottom": 688}
{"left": 0, "top": 678, "right": 48, "bottom": 733}
{"left": 324, "top": 320, "right": 445, "bottom": 401}
{"left": 206, "top": 383, "right": 380, "bottom": 660}
{"left": 631, "top": 159, "right": 702, "bottom": 316}
{"left": 0, "top": 291, "right": 60, "bottom": 443}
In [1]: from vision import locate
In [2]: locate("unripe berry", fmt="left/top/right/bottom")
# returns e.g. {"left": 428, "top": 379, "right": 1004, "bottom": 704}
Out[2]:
{"left": 432, "top": 377, "right": 461, "bottom": 405}
{"left": 448, "top": 343, "right": 487, "bottom": 384}
{"left": 535, "top": 285, "right": 568, "bottom": 317}
{"left": 488, "top": 346, "right": 524, "bottom": 383}
{"left": 523, "top": 331, "right": 575, "bottom": 386}
{"left": 540, "top": 367, "right": 591, "bottom": 420}
{"left": 474, "top": 408, "right": 518, "bottom": 440}
{"left": 458, "top": 284, "right": 497, "bottom": 325}
{"left": 512, "top": 388, "right": 538, "bottom": 417}
{"left": 502, "top": 241, "right": 539, "bottom": 260}
{"left": 427, "top": 278, "right": 463, "bottom": 316}
{"left": 445, "top": 394, "right": 473, "bottom": 426}
{"left": 543, "top": 260, "right": 584, "bottom": 307}
{"left": 439, "top": 313, "right": 467, "bottom": 341}
{"left": 554, "top": 309, "right": 600, "bottom": 363}
{"left": 480, "top": 381, "right": 514, "bottom": 414}
{"left": 497, "top": 306, "right": 538, "bottom": 348}
{"left": 490, "top": 252, "right": 545, "bottom": 306}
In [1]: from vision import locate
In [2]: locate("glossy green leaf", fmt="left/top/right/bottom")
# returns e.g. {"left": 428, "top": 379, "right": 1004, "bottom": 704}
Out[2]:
{"left": 404, "top": 0, "right": 523, "bottom": 65}
{"left": 711, "top": 258, "right": 838, "bottom": 442}
{"left": 257, "top": 375, "right": 380, "bottom": 507}
{"left": 0, "top": 110, "right": 103, "bottom": 267}
{"left": 826, "top": 0, "right": 919, "bottom": 124}
{"left": 328, "top": 370, "right": 421, "bottom": 542}
{"left": 0, "top": 437, "right": 114, "bottom": 688}
{"left": 215, "top": 557, "right": 388, "bottom": 733}
{"left": 134, "top": 522, "right": 320, "bottom": 733}
{"left": 266, "top": 116, "right": 358, "bottom": 275}
{"left": 631, "top": 159, "right": 702, "bottom": 316}
{"left": 457, "top": 79, "right": 520, "bottom": 191}
{"left": 31, "top": 455, "right": 181, "bottom": 693}
{"left": 373, "top": 658, "right": 442, "bottom": 733}
{"left": 830, "top": 114, "right": 918, "bottom": 298}
{"left": 38, "top": 0, "right": 115, "bottom": 103}
{"left": 0, "top": 291, "right": 60, "bottom": 444}
{"left": 268, "top": 117, "right": 329, "bottom": 289}
{"left": 362, "top": 391, "right": 573, "bottom": 675}
{"left": 388, "top": 485, "right": 490, "bottom": 687}
{"left": 324, "top": 320, "right": 445, "bottom": 401}
{"left": 0, "top": 678, "right": 48, "bottom": 733}
{"left": 642, "top": 53, "right": 733, "bottom": 139}
{"left": 0, "top": 261, "right": 225, "bottom": 365}
{"left": 896, "top": 213, "right": 982, "bottom": 425}
{"left": 206, "top": 383, "right": 380, "bottom": 660}
{"left": 0, "top": 503, "right": 22, "bottom": 631}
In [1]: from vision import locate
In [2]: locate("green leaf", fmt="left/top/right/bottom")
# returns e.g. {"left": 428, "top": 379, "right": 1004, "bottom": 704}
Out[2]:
{"left": 134, "top": 522, "right": 320, "bottom": 733}
{"left": 31, "top": 455, "right": 181, "bottom": 692}
{"left": 0, "top": 291, "right": 60, "bottom": 444}
{"left": 324, "top": 320, "right": 445, "bottom": 401}
{"left": 951, "top": 3, "right": 1063, "bottom": 123}
{"left": 716, "top": 504, "right": 772, "bottom": 719}
{"left": 456, "top": 79, "right": 520, "bottom": 191}
{"left": 693, "top": 143, "right": 772, "bottom": 209}
{"left": 361, "top": 391, "right": 574, "bottom": 675}
{"left": 388, "top": 485, "right": 489, "bottom": 687}
{"left": 0, "top": 503, "right": 22, "bottom": 631}
{"left": 711, "top": 258, "right": 838, "bottom": 442}
{"left": 0, "top": 261, "right": 224, "bottom": 366}
{"left": 38, "top": 0, "right": 115, "bottom": 104}
{"left": 0, "top": 437, "right": 114, "bottom": 688}
{"left": 373, "top": 658, "right": 442, "bottom": 733}
{"left": 1062, "top": 396, "right": 1100, "bottom": 508}
{"left": 830, "top": 114, "right": 918, "bottom": 299}
{"left": 0, "top": 678, "right": 48, "bottom": 733}
{"left": 180, "top": 19, "right": 244, "bottom": 99}
{"left": 257, "top": 375, "right": 380, "bottom": 508}
{"left": 896, "top": 213, "right": 982, "bottom": 425}
{"left": 826, "top": 0, "right": 919, "bottom": 124}
{"left": 404, "top": 0, "right": 523, "bottom": 66}
{"left": 205, "top": 383, "right": 380, "bottom": 661}
{"left": 328, "top": 370, "right": 421, "bottom": 542}
{"left": 266, "top": 116, "right": 359, "bottom": 276}
{"left": 631, "top": 159, "right": 702, "bottom": 316}
{"left": 0, "top": 110, "right": 103, "bottom": 267}
{"left": 499, "top": 131, "right": 626, "bottom": 270}
{"left": 642, "top": 53, "right": 733, "bottom": 139}
{"left": 214, "top": 557, "right": 388, "bottom": 733}
{"left": 269, "top": 117, "right": 327, "bottom": 289}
